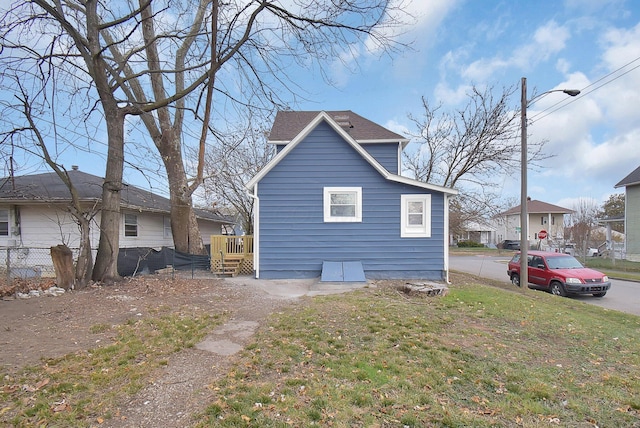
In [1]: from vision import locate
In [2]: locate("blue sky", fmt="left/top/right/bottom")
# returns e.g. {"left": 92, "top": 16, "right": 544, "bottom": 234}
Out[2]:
{"left": 287, "top": 0, "right": 640, "bottom": 211}
{"left": 4, "top": 0, "right": 639, "bottom": 213}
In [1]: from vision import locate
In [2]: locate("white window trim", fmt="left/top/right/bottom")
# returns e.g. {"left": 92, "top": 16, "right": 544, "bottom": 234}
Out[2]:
{"left": 124, "top": 213, "right": 138, "bottom": 237}
{"left": 163, "top": 216, "right": 172, "bottom": 239}
{"left": 401, "top": 194, "right": 431, "bottom": 238}
{"left": 0, "top": 209, "right": 9, "bottom": 237}
{"left": 323, "top": 187, "right": 362, "bottom": 222}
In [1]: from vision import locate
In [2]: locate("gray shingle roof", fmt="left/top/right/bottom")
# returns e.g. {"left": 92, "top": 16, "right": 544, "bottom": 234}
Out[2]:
{"left": 615, "top": 165, "right": 640, "bottom": 188}
{"left": 0, "top": 170, "right": 230, "bottom": 223}
{"left": 501, "top": 199, "right": 573, "bottom": 215}
{"left": 268, "top": 110, "right": 408, "bottom": 143}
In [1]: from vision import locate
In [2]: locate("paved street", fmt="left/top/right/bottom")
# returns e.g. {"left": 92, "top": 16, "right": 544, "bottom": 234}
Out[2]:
{"left": 450, "top": 254, "right": 640, "bottom": 317}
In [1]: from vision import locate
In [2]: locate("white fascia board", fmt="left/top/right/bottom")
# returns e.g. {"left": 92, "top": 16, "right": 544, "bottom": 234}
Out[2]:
{"left": 247, "top": 111, "right": 458, "bottom": 197}
{"left": 387, "top": 174, "right": 459, "bottom": 196}
{"left": 247, "top": 111, "right": 388, "bottom": 190}
{"left": 357, "top": 138, "right": 410, "bottom": 144}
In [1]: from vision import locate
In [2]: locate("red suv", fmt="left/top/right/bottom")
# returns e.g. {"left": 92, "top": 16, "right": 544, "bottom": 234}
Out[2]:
{"left": 507, "top": 250, "right": 611, "bottom": 297}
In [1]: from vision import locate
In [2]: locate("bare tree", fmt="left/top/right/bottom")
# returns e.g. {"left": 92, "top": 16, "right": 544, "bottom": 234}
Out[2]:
{"left": 1, "top": 0, "right": 408, "bottom": 281}
{"left": 405, "top": 85, "right": 552, "bottom": 234}
{"left": 201, "top": 118, "right": 274, "bottom": 235}
{"left": 565, "top": 198, "right": 600, "bottom": 256}
{"left": 599, "top": 193, "right": 625, "bottom": 233}
{"left": 0, "top": 64, "right": 97, "bottom": 287}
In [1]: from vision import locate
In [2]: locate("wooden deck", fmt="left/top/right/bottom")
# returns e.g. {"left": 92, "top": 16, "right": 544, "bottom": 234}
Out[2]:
{"left": 210, "top": 235, "right": 253, "bottom": 276}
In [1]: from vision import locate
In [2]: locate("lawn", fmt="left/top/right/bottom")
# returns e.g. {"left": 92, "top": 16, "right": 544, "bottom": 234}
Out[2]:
{"left": 2, "top": 273, "right": 639, "bottom": 427}
{"left": 197, "top": 274, "right": 640, "bottom": 427}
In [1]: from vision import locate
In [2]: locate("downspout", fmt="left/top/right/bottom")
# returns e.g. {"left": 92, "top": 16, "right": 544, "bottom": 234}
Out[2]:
{"left": 246, "top": 184, "right": 260, "bottom": 278}
{"left": 444, "top": 194, "right": 451, "bottom": 284}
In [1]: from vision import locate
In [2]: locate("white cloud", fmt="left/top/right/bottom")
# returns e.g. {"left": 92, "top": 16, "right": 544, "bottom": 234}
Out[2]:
{"left": 461, "top": 20, "right": 571, "bottom": 81}
{"left": 433, "top": 82, "right": 472, "bottom": 105}
{"left": 332, "top": 0, "right": 460, "bottom": 86}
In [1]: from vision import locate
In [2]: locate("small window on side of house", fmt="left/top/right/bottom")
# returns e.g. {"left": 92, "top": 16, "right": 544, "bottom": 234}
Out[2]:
{"left": 323, "top": 187, "right": 362, "bottom": 222}
{"left": 163, "top": 216, "right": 172, "bottom": 238}
{"left": 401, "top": 194, "right": 431, "bottom": 238}
{"left": 0, "top": 209, "right": 8, "bottom": 236}
{"left": 124, "top": 213, "right": 138, "bottom": 237}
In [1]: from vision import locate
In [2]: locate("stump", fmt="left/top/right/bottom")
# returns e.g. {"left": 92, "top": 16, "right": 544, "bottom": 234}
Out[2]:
{"left": 50, "top": 244, "right": 75, "bottom": 290}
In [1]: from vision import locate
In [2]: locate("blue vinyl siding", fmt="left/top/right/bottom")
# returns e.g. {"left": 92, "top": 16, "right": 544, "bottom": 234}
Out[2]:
{"left": 360, "top": 143, "right": 399, "bottom": 174}
{"left": 257, "top": 121, "right": 446, "bottom": 280}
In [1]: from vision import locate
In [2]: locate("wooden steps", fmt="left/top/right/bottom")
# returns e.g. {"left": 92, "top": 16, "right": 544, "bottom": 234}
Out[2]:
{"left": 214, "top": 255, "right": 243, "bottom": 277}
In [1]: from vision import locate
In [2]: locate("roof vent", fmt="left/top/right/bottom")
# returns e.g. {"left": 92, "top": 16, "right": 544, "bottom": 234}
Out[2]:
{"left": 334, "top": 114, "right": 353, "bottom": 129}
{"left": 71, "top": 165, "right": 79, "bottom": 171}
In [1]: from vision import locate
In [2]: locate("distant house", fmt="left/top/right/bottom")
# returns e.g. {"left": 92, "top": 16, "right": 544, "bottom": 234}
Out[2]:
{"left": 0, "top": 168, "right": 231, "bottom": 253}
{"left": 615, "top": 165, "right": 640, "bottom": 261}
{"left": 245, "top": 110, "right": 458, "bottom": 281}
{"left": 495, "top": 198, "right": 573, "bottom": 246}
{"left": 459, "top": 219, "right": 497, "bottom": 246}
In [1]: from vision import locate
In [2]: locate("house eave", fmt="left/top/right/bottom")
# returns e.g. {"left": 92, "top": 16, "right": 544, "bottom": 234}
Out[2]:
{"left": 268, "top": 138, "right": 410, "bottom": 146}
{"left": 615, "top": 180, "right": 640, "bottom": 188}
{"left": 249, "top": 111, "right": 456, "bottom": 196}
{"left": 387, "top": 174, "right": 458, "bottom": 196}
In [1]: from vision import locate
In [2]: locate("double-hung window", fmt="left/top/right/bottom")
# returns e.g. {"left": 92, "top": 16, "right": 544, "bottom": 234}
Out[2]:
{"left": 323, "top": 187, "right": 362, "bottom": 222}
{"left": 401, "top": 194, "right": 431, "bottom": 237}
{"left": 0, "top": 209, "right": 8, "bottom": 236}
{"left": 163, "top": 216, "right": 172, "bottom": 238}
{"left": 124, "top": 213, "right": 138, "bottom": 237}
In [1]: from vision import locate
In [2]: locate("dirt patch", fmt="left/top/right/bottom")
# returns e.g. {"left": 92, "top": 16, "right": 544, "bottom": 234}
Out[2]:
{"left": 0, "top": 273, "right": 370, "bottom": 427}
{"left": 0, "top": 274, "right": 297, "bottom": 425}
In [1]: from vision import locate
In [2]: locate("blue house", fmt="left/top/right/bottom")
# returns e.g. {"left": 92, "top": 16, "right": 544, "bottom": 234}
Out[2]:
{"left": 245, "top": 111, "right": 458, "bottom": 281}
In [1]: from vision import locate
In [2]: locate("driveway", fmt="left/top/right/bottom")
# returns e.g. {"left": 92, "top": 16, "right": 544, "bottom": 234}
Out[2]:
{"left": 450, "top": 254, "right": 640, "bottom": 317}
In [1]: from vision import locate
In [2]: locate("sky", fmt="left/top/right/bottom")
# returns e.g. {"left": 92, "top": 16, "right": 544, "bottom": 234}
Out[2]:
{"left": 3, "top": 0, "right": 639, "bottom": 213}
{"left": 285, "top": 0, "right": 640, "bottom": 211}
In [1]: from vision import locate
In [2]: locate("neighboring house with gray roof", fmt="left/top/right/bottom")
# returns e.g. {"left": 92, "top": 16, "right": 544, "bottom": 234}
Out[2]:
{"left": 495, "top": 198, "right": 573, "bottom": 247}
{"left": 615, "top": 165, "right": 640, "bottom": 261}
{"left": 0, "top": 168, "right": 231, "bottom": 252}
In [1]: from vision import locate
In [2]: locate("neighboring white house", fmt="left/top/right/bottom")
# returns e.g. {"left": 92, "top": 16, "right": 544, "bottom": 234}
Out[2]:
{"left": 0, "top": 168, "right": 232, "bottom": 275}
{"left": 459, "top": 219, "right": 497, "bottom": 246}
{"left": 495, "top": 198, "right": 573, "bottom": 247}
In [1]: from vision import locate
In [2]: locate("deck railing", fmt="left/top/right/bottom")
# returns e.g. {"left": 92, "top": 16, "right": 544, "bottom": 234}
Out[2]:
{"left": 210, "top": 235, "right": 254, "bottom": 257}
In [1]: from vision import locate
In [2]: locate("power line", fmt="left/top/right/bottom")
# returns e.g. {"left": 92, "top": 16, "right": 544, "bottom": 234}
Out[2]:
{"left": 530, "top": 55, "right": 640, "bottom": 123}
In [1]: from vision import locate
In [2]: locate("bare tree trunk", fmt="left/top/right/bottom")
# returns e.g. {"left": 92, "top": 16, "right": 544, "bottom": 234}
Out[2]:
{"left": 85, "top": 0, "right": 126, "bottom": 282}
{"left": 75, "top": 216, "right": 93, "bottom": 288}
{"left": 92, "top": 107, "right": 125, "bottom": 282}
{"left": 161, "top": 134, "right": 206, "bottom": 255}
{"left": 51, "top": 244, "right": 74, "bottom": 290}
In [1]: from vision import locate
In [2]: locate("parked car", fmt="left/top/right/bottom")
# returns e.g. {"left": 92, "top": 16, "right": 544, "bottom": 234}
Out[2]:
{"left": 563, "top": 243, "right": 576, "bottom": 256}
{"left": 499, "top": 240, "right": 520, "bottom": 250}
{"left": 507, "top": 250, "right": 611, "bottom": 297}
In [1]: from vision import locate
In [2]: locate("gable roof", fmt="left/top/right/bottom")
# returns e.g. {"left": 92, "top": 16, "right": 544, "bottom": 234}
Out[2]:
{"left": 500, "top": 199, "right": 573, "bottom": 216}
{"left": 0, "top": 169, "right": 230, "bottom": 223}
{"left": 615, "top": 165, "right": 640, "bottom": 188}
{"left": 247, "top": 111, "right": 457, "bottom": 196}
{"left": 268, "top": 110, "right": 410, "bottom": 145}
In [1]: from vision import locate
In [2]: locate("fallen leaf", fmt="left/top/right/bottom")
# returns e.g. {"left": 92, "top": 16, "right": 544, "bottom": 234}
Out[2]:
{"left": 35, "top": 378, "right": 50, "bottom": 390}
{"left": 52, "top": 402, "right": 71, "bottom": 412}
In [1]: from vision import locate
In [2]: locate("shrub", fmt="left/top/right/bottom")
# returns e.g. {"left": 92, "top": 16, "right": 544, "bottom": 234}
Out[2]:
{"left": 456, "top": 240, "right": 485, "bottom": 248}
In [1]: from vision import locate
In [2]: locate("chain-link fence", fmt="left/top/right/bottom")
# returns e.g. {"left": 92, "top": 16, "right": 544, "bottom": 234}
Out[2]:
{"left": 0, "top": 247, "right": 61, "bottom": 297}
{"left": 0, "top": 245, "right": 217, "bottom": 296}
{"left": 1, "top": 247, "right": 57, "bottom": 280}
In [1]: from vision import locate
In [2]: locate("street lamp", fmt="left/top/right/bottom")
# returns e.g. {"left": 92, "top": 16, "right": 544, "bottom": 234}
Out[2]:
{"left": 520, "top": 77, "right": 580, "bottom": 289}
